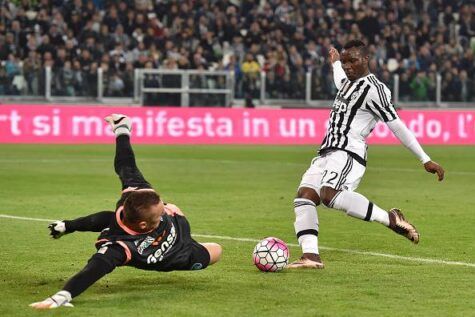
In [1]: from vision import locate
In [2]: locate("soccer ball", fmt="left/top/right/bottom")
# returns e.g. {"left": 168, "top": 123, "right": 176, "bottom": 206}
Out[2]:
{"left": 253, "top": 237, "right": 289, "bottom": 272}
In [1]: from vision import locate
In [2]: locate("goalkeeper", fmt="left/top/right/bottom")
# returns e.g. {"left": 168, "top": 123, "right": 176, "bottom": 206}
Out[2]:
{"left": 30, "top": 114, "right": 222, "bottom": 309}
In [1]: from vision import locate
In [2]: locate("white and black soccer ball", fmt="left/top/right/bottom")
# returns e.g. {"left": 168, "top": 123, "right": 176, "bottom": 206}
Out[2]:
{"left": 253, "top": 237, "right": 289, "bottom": 272}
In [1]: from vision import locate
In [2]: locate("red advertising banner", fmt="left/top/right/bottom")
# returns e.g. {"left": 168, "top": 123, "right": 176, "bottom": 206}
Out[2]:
{"left": 0, "top": 105, "right": 474, "bottom": 144}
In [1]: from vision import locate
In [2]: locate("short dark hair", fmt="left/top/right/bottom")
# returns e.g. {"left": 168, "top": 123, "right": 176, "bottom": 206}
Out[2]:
{"left": 123, "top": 191, "right": 161, "bottom": 223}
{"left": 343, "top": 40, "right": 369, "bottom": 57}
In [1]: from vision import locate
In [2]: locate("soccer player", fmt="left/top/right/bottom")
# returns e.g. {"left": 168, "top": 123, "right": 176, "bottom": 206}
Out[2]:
{"left": 30, "top": 114, "right": 222, "bottom": 309}
{"left": 288, "top": 40, "right": 445, "bottom": 269}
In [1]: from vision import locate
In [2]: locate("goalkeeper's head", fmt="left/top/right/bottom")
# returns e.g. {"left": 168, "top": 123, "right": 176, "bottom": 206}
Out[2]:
{"left": 123, "top": 191, "right": 164, "bottom": 233}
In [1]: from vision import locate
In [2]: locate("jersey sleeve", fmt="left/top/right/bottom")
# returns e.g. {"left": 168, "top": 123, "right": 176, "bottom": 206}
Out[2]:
{"left": 332, "top": 61, "right": 347, "bottom": 90}
{"left": 62, "top": 243, "right": 126, "bottom": 298}
{"left": 366, "top": 83, "right": 398, "bottom": 122}
{"left": 64, "top": 211, "right": 115, "bottom": 233}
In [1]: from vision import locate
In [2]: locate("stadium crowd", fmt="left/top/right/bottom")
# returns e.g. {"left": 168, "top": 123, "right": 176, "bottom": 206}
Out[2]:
{"left": 0, "top": 0, "right": 474, "bottom": 103}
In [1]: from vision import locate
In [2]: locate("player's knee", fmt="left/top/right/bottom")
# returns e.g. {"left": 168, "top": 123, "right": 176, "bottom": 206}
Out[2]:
{"left": 320, "top": 186, "right": 337, "bottom": 207}
{"left": 297, "top": 187, "right": 320, "bottom": 205}
{"left": 203, "top": 243, "right": 222, "bottom": 265}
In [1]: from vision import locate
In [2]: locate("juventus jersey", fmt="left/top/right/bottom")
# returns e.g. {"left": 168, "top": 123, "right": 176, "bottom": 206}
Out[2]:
{"left": 320, "top": 74, "right": 398, "bottom": 163}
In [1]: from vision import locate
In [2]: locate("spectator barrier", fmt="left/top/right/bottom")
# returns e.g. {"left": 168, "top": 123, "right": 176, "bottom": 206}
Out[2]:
{"left": 1, "top": 105, "right": 474, "bottom": 145}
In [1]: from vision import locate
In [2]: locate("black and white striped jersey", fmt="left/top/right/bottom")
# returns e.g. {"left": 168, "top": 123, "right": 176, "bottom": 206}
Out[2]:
{"left": 320, "top": 73, "right": 398, "bottom": 163}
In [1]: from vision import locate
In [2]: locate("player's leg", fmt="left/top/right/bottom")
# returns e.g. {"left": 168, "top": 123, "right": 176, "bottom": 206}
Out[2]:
{"left": 288, "top": 156, "right": 325, "bottom": 269}
{"left": 319, "top": 153, "right": 419, "bottom": 244}
{"left": 104, "top": 114, "right": 154, "bottom": 207}
{"left": 105, "top": 114, "right": 152, "bottom": 190}
{"left": 200, "top": 242, "right": 222, "bottom": 265}
{"left": 183, "top": 241, "right": 222, "bottom": 271}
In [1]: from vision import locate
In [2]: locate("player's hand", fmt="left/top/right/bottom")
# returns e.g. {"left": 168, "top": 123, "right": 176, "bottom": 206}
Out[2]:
{"left": 29, "top": 291, "right": 73, "bottom": 309}
{"left": 329, "top": 47, "right": 340, "bottom": 64}
{"left": 164, "top": 203, "right": 185, "bottom": 217}
{"left": 424, "top": 161, "right": 445, "bottom": 181}
{"left": 48, "top": 221, "right": 67, "bottom": 239}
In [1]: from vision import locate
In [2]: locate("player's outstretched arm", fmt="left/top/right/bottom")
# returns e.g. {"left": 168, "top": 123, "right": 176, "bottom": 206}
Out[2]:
{"left": 49, "top": 211, "right": 115, "bottom": 239}
{"left": 29, "top": 290, "right": 74, "bottom": 309}
{"left": 30, "top": 245, "right": 125, "bottom": 309}
{"left": 329, "top": 47, "right": 347, "bottom": 89}
{"left": 386, "top": 119, "right": 445, "bottom": 181}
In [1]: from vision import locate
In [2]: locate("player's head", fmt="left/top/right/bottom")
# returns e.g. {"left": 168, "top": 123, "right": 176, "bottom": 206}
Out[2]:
{"left": 341, "top": 40, "right": 370, "bottom": 81}
{"left": 123, "top": 191, "right": 164, "bottom": 233}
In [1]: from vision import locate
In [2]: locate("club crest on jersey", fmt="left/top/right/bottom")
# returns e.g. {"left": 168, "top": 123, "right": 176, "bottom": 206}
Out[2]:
{"left": 349, "top": 88, "right": 364, "bottom": 102}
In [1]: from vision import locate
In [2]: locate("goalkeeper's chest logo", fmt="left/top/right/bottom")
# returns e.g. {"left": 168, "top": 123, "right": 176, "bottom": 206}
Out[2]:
{"left": 136, "top": 236, "right": 155, "bottom": 255}
{"left": 145, "top": 224, "right": 177, "bottom": 264}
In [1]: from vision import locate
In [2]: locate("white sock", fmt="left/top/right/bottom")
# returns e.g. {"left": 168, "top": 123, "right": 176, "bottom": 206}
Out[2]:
{"left": 294, "top": 198, "right": 319, "bottom": 254}
{"left": 331, "top": 191, "right": 390, "bottom": 226}
{"left": 115, "top": 126, "right": 131, "bottom": 136}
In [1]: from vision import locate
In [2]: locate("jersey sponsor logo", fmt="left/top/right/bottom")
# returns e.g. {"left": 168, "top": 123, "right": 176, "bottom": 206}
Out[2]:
{"left": 146, "top": 224, "right": 177, "bottom": 264}
{"left": 333, "top": 96, "right": 349, "bottom": 114}
{"left": 136, "top": 236, "right": 155, "bottom": 255}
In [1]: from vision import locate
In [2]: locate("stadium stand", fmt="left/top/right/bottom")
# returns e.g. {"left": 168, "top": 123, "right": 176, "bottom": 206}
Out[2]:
{"left": 0, "top": 0, "right": 473, "bottom": 102}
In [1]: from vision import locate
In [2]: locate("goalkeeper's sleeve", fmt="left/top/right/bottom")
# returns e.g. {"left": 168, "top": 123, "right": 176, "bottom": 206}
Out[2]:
{"left": 62, "top": 244, "right": 126, "bottom": 298}
{"left": 30, "top": 244, "right": 126, "bottom": 309}
{"left": 64, "top": 211, "right": 115, "bottom": 233}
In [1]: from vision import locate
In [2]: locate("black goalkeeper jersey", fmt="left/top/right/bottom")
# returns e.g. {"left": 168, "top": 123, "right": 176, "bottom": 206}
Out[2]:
{"left": 95, "top": 207, "right": 197, "bottom": 271}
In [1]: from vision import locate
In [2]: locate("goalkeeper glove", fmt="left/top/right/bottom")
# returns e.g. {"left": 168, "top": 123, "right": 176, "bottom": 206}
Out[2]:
{"left": 29, "top": 290, "right": 73, "bottom": 309}
{"left": 48, "top": 221, "right": 67, "bottom": 239}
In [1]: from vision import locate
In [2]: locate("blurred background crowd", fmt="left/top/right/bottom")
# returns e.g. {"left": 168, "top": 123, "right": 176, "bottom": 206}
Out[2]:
{"left": 0, "top": 0, "right": 474, "bottom": 103}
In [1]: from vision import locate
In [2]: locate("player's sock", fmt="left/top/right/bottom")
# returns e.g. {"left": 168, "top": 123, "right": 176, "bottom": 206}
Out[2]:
{"left": 294, "top": 198, "right": 319, "bottom": 254}
{"left": 331, "top": 191, "right": 390, "bottom": 226}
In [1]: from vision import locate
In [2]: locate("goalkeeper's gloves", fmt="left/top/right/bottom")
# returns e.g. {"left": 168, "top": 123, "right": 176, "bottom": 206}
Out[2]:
{"left": 29, "top": 290, "right": 73, "bottom": 309}
{"left": 48, "top": 221, "right": 67, "bottom": 239}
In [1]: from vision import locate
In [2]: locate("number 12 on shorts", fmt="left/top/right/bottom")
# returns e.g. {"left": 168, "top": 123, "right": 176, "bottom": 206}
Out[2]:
{"left": 322, "top": 170, "right": 339, "bottom": 185}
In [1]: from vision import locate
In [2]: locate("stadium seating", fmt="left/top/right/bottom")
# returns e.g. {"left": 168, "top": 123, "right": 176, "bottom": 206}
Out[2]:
{"left": 0, "top": 0, "right": 473, "bottom": 102}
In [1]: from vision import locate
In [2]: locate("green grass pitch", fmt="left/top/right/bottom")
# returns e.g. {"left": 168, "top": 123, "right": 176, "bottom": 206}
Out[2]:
{"left": 0, "top": 144, "right": 474, "bottom": 316}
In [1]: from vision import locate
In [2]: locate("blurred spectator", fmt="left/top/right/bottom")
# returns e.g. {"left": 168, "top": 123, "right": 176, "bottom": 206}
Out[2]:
{"left": 241, "top": 53, "right": 260, "bottom": 99}
{"left": 460, "top": 70, "right": 474, "bottom": 102}
{"left": 399, "top": 73, "right": 412, "bottom": 102}
{"left": 410, "top": 71, "right": 431, "bottom": 101}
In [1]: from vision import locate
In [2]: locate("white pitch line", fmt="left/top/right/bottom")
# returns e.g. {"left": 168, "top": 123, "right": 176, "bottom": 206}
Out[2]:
{"left": 0, "top": 214, "right": 57, "bottom": 222}
{"left": 1, "top": 214, "right": 474, "bottom": 268}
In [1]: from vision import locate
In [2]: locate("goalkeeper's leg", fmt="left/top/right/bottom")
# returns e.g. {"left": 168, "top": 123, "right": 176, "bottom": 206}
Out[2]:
{"left": 104, "top": 114, "right": 155, "bottom": 207}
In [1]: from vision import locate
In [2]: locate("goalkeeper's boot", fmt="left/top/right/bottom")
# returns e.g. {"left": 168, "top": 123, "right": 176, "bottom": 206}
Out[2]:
{"left": 104, "top": 114, "right": 131, "bottom": 134}
{"left": 388, "top": 208, "right": 420, "bottom": 244}
{"left": 287, "top": 253, "right": 324, "bottom": 269}
{"left": 48, "top": 221, "right": 67, "bottom": 239}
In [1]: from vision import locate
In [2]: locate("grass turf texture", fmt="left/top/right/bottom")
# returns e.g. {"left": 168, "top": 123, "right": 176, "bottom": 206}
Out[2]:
{"left": 0, "top": 144, "right": 473, "bottom": 317}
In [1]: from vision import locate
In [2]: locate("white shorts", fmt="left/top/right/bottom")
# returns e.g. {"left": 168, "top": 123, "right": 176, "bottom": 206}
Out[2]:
{"left": 298, "top": 150, "right": 366, "bottom": 194}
